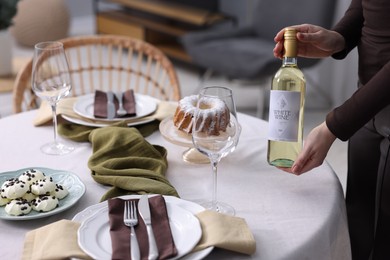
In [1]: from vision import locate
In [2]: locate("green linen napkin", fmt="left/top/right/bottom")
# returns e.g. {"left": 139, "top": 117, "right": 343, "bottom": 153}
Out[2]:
{"left": 58, "top": 123, "right": 178, "bottom": 201}
{"left": 58, "top": 120, "right": 159, "bottom": 141}
{"left": 88, "top": 126, "right": 178, "bottom": 200}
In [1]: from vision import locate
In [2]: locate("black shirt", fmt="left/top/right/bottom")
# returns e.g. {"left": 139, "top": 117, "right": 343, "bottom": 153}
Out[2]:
{"left": 326, "top": 0, "right": 390, "bottom": 141}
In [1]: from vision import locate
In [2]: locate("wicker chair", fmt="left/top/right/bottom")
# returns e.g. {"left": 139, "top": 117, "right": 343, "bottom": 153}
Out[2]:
{"left": 13, "top": 35, "right": 181, "bottom": 113}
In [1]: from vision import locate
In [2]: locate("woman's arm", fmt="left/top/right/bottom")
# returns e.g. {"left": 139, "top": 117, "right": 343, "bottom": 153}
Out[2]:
{"left": 331, "top": 0, "right": 364, "bottom": 59}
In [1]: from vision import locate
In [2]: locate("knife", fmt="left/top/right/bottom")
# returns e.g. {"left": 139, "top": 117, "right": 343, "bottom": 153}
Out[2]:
{"left": 106, "top": 91, "right": 116, "bottom": 120}
{"left": 138, "top": 195, "right": 159, "bottom": 260}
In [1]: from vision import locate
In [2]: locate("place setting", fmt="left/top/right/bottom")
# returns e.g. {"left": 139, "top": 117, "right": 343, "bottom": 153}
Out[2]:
{"left": 33, "top": 89, "right": 175, "bottom": 128}
{"left": 30, "top": 40, "right": 176, "bottom": 137}
{"left": 21, "top": 194, "right": 256, "bottom": 260}
{"left": 29, "top": 41, "right": 174, "bottom": 160}
{"left": 63, "top": 89, "right": 160, "bottom": 128}
{"left": 75, "top": 195, "right": 210, "bottom": 260}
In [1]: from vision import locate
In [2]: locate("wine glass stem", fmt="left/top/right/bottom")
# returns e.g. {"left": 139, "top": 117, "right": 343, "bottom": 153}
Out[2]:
{"left": 211, "top": 161, "right": 218, "bottom": 211}
{"left": 51, "top": 103, "right": 59, "bottom": 145}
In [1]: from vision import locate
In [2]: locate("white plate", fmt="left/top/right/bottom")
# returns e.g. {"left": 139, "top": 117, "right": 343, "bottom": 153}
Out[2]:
{"left": 159, "top": 116, "right": 193, "bottom": 147}
{"left": 0, "top": 167, "right": 85, "bottom": 220}
{"left": 74, "top": 93, "right": 158, "bottom": 122}
{"left": 62, "top": 114, "right": 155, "bottom": 128}
{"left": 74, "top": 195, "right": 213, "bottom": 260}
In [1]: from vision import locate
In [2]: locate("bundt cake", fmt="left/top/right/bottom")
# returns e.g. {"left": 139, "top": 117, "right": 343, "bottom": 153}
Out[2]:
{"left": 173, "top": 95, "right": 230, "bottom": 135}
{"left": 173, "top": 95, "right": 198, "bottom": 134}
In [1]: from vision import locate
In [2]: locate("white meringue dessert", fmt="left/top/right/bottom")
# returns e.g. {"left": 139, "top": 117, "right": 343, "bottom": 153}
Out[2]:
{"left": 5, "top": 199, "right": 32, "bottom": 216}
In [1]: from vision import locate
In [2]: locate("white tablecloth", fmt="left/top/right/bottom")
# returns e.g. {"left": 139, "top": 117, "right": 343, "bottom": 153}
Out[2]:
{"left": 0, "top": 110, "right": 351, "bottom": 260}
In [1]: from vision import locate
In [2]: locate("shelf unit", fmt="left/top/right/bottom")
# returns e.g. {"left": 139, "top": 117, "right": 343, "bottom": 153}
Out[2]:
{"left": 94, "top": 0, "right": 228, "bottom": 63}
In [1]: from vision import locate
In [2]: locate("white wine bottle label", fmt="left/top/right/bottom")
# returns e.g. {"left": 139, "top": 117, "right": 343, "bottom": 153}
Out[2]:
{"left": 268, "top": 90, "right": 300, "bottom": 142}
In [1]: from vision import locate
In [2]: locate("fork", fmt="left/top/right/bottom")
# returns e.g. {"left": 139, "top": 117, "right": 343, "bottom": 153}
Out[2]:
{"left": 116, "top": 91, "right": 127, "bottom": 117}
{"left": 124, "top": 200, "right": 140, "bottom": 260}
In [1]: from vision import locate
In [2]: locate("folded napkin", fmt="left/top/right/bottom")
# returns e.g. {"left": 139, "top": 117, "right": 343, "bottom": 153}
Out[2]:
{"left": 22, "top": 209, "right": 256, "bottom": 260}
{"left": 87, "top": 126, "right": 179, "bottom": 201}
{"left": 94, "top": 90, "right": 136, "bottom": 118}
{"left": 22, "top": 219, "right": 92, "bottom": 260}
{"left": 33, "top": 96, "right": 176, "bottom": 127}
{"left": 193, "top": 210, "right": 256, "bottom": 255}
{"left": 108, "top": 196, "right": 177, "bottom": 260}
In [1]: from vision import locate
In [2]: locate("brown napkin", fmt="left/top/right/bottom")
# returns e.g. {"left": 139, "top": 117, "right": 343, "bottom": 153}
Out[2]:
{"left": 108, "top": 196, "right": 177, "bottom": 260}
{"left": 94, "top": 90, "right": 136, "bottom": 118}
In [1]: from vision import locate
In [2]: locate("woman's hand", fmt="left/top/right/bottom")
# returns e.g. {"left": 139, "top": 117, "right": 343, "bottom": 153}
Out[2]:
{"left": 279, "top": 122, "right": 337, "bottom": 175}
{"left": 273, "top": 24, "right": 345, "bottom": 59}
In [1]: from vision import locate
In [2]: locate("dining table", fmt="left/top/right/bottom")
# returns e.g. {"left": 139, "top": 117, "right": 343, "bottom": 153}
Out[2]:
{"left": 0, "top": 108, "right": 351, "bottom": 260}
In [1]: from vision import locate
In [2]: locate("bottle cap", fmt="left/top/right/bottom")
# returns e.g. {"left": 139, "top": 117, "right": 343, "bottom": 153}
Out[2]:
{"left": 283, "top": 28, "right": 298, "bottom": 58}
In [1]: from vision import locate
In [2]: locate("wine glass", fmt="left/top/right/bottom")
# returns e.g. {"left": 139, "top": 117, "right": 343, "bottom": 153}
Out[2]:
{"left": 32, "top": 41, "right": 74, "bottom": 155}
{"left": 192, "top": 86, "right": 241, "bottom": 215}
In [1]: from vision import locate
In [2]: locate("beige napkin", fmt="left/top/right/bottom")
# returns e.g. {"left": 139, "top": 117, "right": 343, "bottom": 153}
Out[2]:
{"left": 193, "top": 210, "right": 256, "bottom": 255}
{"left": 22, "top": 211, "right": 256, "bottom": 260}
{"left": 33, "top": 97, "right": 176, "bottom": 126}
{"left": 22, "top": 219, "right": 92, "bottom": 260}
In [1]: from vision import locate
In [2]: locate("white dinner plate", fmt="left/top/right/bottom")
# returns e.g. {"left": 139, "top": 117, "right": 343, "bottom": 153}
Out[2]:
{"left": 0, "top": 167, "right": 85, "bottom": 220}
{"left": 61, "top": 114, "right": 155, "bottom": 128}
{"left": 74, "top": 93, "right": 158, "bottom": 122}
{"left": 73, "top": 195, "right": 213, "bottom": 260}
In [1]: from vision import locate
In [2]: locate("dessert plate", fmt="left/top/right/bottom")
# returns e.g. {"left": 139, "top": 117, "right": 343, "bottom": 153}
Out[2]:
{"left": 159, "top": 117, "right": 210, "bottom": 164}
{"left": 0, "top": 167, "right": 85, "bottom": 220}
{"left": 159, "top": 116, "right": 192, "bottom": 147}
{"left": 74, "top": 195, "right": 213, "bottom": 260}
{"left": 73, "top": 93, "right": 157, "bottom": 122}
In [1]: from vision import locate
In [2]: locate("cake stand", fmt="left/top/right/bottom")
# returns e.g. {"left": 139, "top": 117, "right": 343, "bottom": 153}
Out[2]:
{"left": 159, "top": 116, "right": 209, "bottom": 164}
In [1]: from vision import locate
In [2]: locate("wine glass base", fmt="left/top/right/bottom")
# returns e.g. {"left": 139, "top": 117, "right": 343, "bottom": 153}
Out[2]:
{"left": 182, "top": 147, "right": 209, "bottom": 164}
{"left": 40, "top": 142, "right": 74, "bottom": 155}
{"left": 200, "top": 201, "right": 236, "bottom": 216}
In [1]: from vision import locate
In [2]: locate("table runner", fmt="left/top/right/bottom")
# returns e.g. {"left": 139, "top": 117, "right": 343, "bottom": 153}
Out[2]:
{"left": 57, "top": 122, "right": 179, "bottom": 200}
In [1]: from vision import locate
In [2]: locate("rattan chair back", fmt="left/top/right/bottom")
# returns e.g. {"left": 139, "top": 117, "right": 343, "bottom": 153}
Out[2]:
{"left": 13, "top": 35, "right": 181, "bottom": 113}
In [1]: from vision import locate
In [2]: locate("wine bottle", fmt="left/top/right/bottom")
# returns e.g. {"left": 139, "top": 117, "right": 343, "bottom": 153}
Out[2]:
{"left": 267, "top": 28, "right": 306, "bottom": 168}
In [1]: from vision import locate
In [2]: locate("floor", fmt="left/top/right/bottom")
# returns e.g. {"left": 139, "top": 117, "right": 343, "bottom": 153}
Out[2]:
{"left": 1, "top": 15, "right": 348, "bottom": 195}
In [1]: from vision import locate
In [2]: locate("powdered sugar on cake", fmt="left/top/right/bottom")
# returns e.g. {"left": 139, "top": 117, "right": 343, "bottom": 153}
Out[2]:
{"left": 173, "top": 95, "right": 230, "bottom": 135}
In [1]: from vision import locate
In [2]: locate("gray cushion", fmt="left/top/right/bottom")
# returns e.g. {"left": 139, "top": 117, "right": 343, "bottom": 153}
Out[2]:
{"left": 182, "top": 33, "right": 277, "bottom": 79}
{"left": 181, "top": 0, "right": 336, "bottom": 79}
